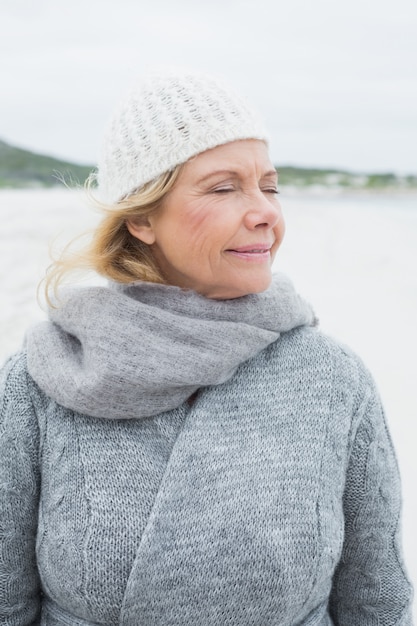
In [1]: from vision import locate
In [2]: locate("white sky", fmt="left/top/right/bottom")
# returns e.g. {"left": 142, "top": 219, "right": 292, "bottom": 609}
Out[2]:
{"left": 1, "top": 0, "right": 416, "bottom": 173}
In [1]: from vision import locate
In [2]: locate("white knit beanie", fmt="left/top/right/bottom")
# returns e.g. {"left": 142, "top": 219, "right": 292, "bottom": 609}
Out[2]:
{"left": 97, "top": 70, "right": 269, "bottom": 204}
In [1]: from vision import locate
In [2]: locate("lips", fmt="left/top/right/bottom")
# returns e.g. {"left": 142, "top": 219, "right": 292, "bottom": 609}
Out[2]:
{"left": 227, "top": 243, "right": 273, "bottom": 253}
{"left": 225, "top": 243, "right": 273, "bottom": 262}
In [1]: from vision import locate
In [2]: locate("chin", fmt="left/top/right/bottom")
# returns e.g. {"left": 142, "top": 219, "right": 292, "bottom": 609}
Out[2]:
{"left": 226, "top": 275, "right": 273, "bottom": 299}
{"left": 246, "top": 273, "right": 273, "bottom": 293}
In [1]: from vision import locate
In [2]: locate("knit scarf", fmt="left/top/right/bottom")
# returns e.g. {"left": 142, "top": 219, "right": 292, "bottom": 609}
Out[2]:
{"left": 26, "top": 273, "right": 316, "bottom": 419}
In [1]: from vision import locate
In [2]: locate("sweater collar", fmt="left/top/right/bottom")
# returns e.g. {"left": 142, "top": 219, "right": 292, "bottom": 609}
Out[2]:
{"left": 26, "top": 273, "right": 316, "bottom": 419}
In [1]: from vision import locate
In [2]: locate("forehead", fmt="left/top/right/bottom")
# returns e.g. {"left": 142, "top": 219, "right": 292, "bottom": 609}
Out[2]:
{"left": 180, "top": 139, "right": 275, "bottom": 182}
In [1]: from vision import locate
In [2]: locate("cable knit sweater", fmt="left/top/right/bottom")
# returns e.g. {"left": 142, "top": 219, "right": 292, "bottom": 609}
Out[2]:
{"left": 0, "top": 277, "right": 413, "bottom": 625}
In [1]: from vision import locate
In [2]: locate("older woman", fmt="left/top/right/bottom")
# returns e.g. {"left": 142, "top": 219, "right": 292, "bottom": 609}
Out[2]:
{"left": 0, "top": 71, "right": 413, "bottom": 625}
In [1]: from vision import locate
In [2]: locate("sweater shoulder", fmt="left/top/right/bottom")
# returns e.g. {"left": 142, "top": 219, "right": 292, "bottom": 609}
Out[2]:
{"left": 274, "top": 325, "right": 372, "bottom": 381}
{"left": 266, "top": 325, "right": 378, "bottom": 414}
{"left": 1, "top": 351, "right": 37, "bottom": 394}
{"left": 1, "top": 351, "right": 31, "bottom": 406}
{"left": 0, "top": 351, "right": 45, "bottom": 431}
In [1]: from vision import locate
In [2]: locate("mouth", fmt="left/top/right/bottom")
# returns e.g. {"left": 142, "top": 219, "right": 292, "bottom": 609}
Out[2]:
{"left": 225, "top": 243, "right": 273, "bottom": 262}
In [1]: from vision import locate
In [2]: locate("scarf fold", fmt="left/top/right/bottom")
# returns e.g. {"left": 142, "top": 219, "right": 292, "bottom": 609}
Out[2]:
{"left": 26, "top": 273, "right": 316, "bottom": 419}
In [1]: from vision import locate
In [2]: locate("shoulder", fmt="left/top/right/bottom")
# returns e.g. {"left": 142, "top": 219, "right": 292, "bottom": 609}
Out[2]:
{"left": 269, "top": 325, "right": 372, "bottom": 382}
{"left": 0, "top": 352, "right": 48, "bottom": 432}
{"left": 1, "top": 351, "right": 40, "bottom": 397}
{"left": 260, "top": 325, "right": 379, "bottom": 421}
{"left": 1, "top": 352, "right": 32, "bottom": 406}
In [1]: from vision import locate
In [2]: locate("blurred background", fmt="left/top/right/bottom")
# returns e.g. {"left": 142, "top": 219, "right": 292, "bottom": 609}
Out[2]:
{"left": 1, "top": 0, "right": 416, "bottom": 609}
{"left": 1, "top": 0, "right": 416, "bottom": 172}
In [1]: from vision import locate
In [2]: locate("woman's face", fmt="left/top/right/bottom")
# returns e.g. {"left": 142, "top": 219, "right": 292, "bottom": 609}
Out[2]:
{"left": 127, "top": 139, "right": 285, "bottom": 299}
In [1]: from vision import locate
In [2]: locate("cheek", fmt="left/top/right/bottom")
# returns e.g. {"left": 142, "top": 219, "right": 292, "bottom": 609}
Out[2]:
{"left": 185, "top": 207, "right": 211, "bottom": 235}
{"left": 175, "top": 204, "right": 225, "bottom": 251}
{"left": 270, "top": 215, "right": 286, "bottom": 260}
{"left": 275, "top": 211, "right": 286, "bottom": 243}
{"left": 280, "top": 216, "right": 286, "bottom": 241}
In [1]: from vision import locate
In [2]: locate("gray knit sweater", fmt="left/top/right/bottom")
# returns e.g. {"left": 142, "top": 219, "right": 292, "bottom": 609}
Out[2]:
{"left": 0, "top": 276, "right": 413, "bottom": 625}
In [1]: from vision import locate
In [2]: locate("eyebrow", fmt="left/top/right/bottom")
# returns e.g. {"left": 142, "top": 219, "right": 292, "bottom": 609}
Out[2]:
{"left": 196, "top": 169, "right": 278, "bottom": 184}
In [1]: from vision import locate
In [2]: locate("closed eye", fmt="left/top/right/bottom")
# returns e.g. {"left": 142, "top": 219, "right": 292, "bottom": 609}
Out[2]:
{"left": 212, "top": 187, "right": 235, "bottom": 194}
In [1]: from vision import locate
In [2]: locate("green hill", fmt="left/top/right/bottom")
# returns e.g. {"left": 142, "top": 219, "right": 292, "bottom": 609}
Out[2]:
{"left": 277, "top": 165, "right": 417, "bottom": 191}
{"left": 0, "top": 138, "right": 416, "bottom": 192}
{"left": 0, "top": 139, "right": 93, "bottom": 189}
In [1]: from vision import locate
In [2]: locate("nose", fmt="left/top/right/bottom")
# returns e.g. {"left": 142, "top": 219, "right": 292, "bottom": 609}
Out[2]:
{"left": 243, "top": 191, "right": 282, "bottom": 230}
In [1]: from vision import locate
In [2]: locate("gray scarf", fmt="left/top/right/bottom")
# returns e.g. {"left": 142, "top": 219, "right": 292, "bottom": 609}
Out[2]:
{"left": 26, "top": 273, "right": 316, "bottom": 419}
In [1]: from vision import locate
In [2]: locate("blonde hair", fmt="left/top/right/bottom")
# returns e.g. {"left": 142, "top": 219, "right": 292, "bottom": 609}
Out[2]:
{"left": 43, "top": 165, "right": 184, "bottom": 305}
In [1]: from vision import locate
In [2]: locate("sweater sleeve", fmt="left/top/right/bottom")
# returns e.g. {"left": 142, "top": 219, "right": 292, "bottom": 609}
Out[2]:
{"left": 329, "top": 362, "right": 414, "bottom": 625}
{"left": 0, "top": 353, "right": 42, "bottom": 625}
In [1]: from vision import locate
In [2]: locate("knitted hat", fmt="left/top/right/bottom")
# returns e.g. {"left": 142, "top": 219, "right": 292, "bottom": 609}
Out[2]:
{"left": 97, "top": 70, "right": 269, "bottom": 204}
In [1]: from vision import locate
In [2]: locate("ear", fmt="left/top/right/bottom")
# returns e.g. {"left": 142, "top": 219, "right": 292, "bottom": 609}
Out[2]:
{"left": 126, "top": 217, "right": 156, "bottom": 245}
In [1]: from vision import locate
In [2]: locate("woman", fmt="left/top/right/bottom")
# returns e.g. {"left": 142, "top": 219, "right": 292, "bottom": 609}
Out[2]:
{"left": 0, "top": 70, "right": 413, "bottom": 625}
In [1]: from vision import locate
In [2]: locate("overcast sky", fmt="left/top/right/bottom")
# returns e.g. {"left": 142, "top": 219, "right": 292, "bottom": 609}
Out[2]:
{"left": 1, "top": 0, "right": 416, "bottom": 173}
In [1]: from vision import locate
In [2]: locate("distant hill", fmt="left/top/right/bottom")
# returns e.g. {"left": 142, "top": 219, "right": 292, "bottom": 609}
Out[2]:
{"left": 0, "top": 138, "right": 415, "bottom": 192}
{"left": 0, "top": 139, "right": 93, "bottom": 189}
{"left": 277, "top": 165, "right": 417, "bottom": 191}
